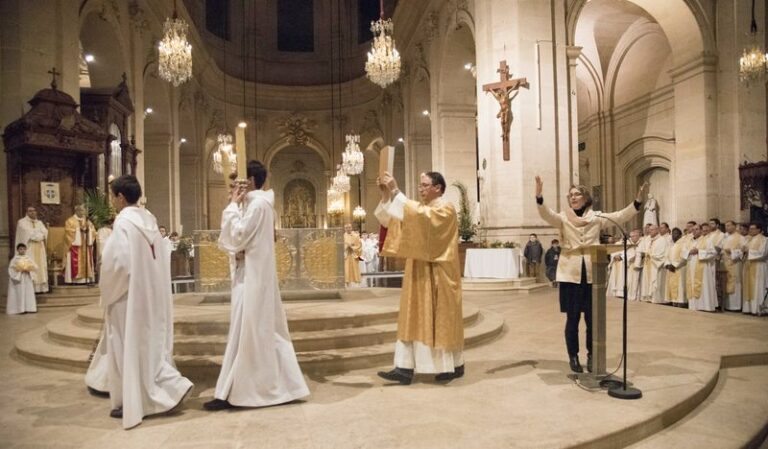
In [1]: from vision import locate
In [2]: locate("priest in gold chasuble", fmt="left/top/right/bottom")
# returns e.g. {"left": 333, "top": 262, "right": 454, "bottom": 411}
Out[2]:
{"left": 374, "top": 171, "right": 464, "bottom": 385}
{"left": 343, "top": 224, "right": 363, "bottom": 286}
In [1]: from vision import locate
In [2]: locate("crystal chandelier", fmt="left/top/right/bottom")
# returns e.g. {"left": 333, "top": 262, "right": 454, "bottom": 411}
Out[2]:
{"left": 158, "top": 1, "right": 192, "bottom": 87}
{"left": 342, "top": 134, "right": 364, "bottom": 175}
{"left": 353, "top": 205, "right": 367, "bottom": 221}
{"left": 365, "top": 1, "right": 401, "bottom": 88}
{"left": 327, "top": 188, "right": 344, "bottom": 215}
{"left": 739, "top": 0, "right": 768, "bottom": 84}
{"left": 332, "top": 165, "right": 351, "bottom": 193}
{"left": 212, "top": 133, "right": 235, "bottom": 174}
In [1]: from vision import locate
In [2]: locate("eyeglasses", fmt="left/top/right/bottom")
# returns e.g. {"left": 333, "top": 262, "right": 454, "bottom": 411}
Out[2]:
{"left": 419, "top": 183, "right": 435, "bottom": 189}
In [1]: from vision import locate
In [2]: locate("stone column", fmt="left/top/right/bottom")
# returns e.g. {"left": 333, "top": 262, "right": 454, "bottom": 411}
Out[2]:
{"left": 474, "top": 0, "right": 571, "bottom": 243}
{"left": 669, "top": 55, "right": 719, "bottom": 220}
{"left": 0, "top": 0, "right": 79, "bottom": 294}
{"left": 566, "top": 46, "right": 582, "bottom": 187}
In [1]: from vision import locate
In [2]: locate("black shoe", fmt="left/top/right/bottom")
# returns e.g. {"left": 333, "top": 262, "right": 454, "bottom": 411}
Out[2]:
{"left": 377, "top": 367, "right": 414, "bottom": 385}
{"left": 569, "top": 356, "right": 583, "bottom": 373}
{"left": 203, "top": 398, "right": 234, "bottom": 411}
{"left": 87, "top": 386, "right": 109, "bottom": 398}
{"left": 109, "top": 407, "right": 122, "bottom": 418}
{"left": 586, "top": 354, "right": 593, "bottom": 373}
{"left": 435, "top": 365, "right": 465, "bottom": 382}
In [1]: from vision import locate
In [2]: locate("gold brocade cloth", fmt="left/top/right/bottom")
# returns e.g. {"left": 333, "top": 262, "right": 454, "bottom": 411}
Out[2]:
{"left": 344, "top": 232, "right": 362, "bottom": 283}
{"left": 382, "top": 199, "right": 464, "bottom": 351}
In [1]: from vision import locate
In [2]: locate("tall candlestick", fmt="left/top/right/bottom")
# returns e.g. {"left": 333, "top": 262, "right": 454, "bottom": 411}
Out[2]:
{"left": 235, "top": 126, "right": 247, "bottom": 180}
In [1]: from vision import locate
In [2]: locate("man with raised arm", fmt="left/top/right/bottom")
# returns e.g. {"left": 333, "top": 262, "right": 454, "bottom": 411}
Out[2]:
{"left": 374, "top": 171, "right": 464, "bottom": 385}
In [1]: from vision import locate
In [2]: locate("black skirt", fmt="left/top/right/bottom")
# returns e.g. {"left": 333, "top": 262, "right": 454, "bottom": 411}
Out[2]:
{"left": 558, "top": 259, "right": 592, "bottom": 314}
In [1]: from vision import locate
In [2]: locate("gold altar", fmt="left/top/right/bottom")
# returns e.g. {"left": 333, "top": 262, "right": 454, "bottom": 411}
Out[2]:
{"left": 193, "top": 228, "right": 344, "bottom": 292}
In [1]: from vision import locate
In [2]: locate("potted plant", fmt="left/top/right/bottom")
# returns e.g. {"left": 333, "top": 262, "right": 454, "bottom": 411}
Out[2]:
{"left": 451, "top": 180, "right": 478, "bottom": 274}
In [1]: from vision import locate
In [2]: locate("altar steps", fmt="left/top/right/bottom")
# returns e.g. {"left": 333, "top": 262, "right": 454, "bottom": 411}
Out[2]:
{"left": 15, "top": 299, "right": 504, "bottom": 377}
{"left": 34, "top": 285, "right": 100, "bottom": 308}
{"left": 462, "top": 276, "right": 551, "bottom": 293}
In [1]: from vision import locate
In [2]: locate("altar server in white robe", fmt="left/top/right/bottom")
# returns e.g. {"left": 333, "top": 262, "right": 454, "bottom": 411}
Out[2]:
{"left": 204, "top": 160, "right": 309, "bottom": 411}
{"left": 742, "top": 223, "right": 768, "bottom": 315}
{"left": 721, "top": 221, "right": 746, "bottom": 311}
{"left": 15, "top": 206, "right": 49, "bottom": 293}
{"left": 640, "top": 225, "right": 670, "bottom": 303}
{"left": 101, "top": 175, "right": 193, "bottom": 429}
{"left": 664, "top": 228, "right": 688, "bottom": 305}
{"left": 6, "top": 243, "right": 37, "bottom": 314}
{"left": 685, "top": 223, "right": 718, "bottom": 312}
{"left": 631, "top": 226, "right": 651, "bottom": 300}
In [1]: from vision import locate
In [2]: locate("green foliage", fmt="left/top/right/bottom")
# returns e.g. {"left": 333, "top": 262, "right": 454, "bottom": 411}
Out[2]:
{"left": 83, "top": 189, "right": 115, "bottom": 229}
{"left": 451, "top": 180, "right": 477, "bottom": 242}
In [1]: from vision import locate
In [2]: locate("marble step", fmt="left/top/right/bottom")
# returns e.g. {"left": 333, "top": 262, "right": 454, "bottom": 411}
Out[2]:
{"left": 46, "top": 306, "right": 481, "bottom": 353}
{"left": 15, "top": 309, "right": 505, "bottom": 376}
{"left": 35, "top": 286, "right": 100, "bottom": 308}
{"left": 628, "top": 364, "right": 768, "bottom": 449}
{"left": 74, "top": 302, "right": 423, "bottom": 334}
{"left": 462, "top": 277, "right": 551, "bottom": 293}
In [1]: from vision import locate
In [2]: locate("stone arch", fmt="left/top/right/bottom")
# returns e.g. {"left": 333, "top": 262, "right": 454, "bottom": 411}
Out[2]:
{"left": 619, "top": 137, "right": 675, "bottom": 223}
{"left": 79, "top": 6, "right": 130, "bottom": 89}
{"left": 567, "top": 0, "right": 713, "bottom": 65}
{"left": 434, "top": 21, "right": 478, "bottom": 206}
{"left": 263, "top": 136, "right": 331, "bottom": 172}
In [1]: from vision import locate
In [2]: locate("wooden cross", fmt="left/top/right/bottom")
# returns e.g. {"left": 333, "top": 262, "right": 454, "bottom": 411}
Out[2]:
{"left": 482, "top": 60, "right": 529, "bottom": 161}
{"left": 47, "top": 67, "right": 61, "bottom": 90}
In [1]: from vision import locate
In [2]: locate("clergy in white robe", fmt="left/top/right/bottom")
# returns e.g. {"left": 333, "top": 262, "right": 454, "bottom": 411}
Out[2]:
{"left": 685, "top": 224, "right": 718, "bottom": 312}
{"left": 606, "top": 250, "right": 625, "bottom": 298}
{"left": 631, "top": 230, "right": 651, "bottom": 301}
{"left": 721, "top": 221, "right": 746, "bottom": 311}
{"left": 14, "top": 207, "right": 49, "bottom": 293}
{"left": 640, "top": 225, "right": 670, "bottom": 303}
{"left": 366, "top": 236, "right": 380, "bottom": 273}
{"left": 101, "top": 175, "right": 193, "bottom": 429}
{"left": 664, "top": 229, "right": 688, "bottom": 305}
{"left": 742, "top": 224, "right": 768, "bottom": 315}
{"left": 626, "top": 231, "right": 645, "bottom": 301}
{"left": 6, "top": 244, "right": 37, "bottom": 314}
{"left": 205, "top": 161, "right": 309, "bottom": 411}
{"left": 375, "top": 171, "right": 465, "bottom": 384}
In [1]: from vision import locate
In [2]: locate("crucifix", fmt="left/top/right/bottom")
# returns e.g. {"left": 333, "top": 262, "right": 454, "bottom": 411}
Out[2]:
{"left": 482, "top": 60, "right": 529, "bottom": 161}
{"left": 47, "top": 67, "right": 61, "bottom": 90}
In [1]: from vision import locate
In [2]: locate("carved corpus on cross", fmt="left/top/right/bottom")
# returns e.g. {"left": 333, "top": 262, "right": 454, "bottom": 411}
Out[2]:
{"left": 482, "top": 60, "right": 528, "bottom": 161}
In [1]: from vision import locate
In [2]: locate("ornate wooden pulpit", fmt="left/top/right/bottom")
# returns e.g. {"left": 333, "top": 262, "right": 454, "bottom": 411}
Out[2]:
{"left": 3, "top": 73, "right": 108, "bottom": 252}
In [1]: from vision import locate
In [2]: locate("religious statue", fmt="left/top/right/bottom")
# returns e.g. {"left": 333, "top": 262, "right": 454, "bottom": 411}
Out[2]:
{"left": 64, "top": 204, "right": 96, "bottom": 284}
{"left": 643, "top": 193, "right": 658, "bottom": 227}
{"left": 482, "top": 60, "right": 529, "bottom": 161}
{"left": 344, "top": 223, "right": 362, "bottom": 286}
{"left": 14, "top": 206, "right": 49, "bottom": 293}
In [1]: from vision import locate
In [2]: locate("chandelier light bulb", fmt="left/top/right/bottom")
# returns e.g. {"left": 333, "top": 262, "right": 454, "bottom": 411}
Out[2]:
{"left": 353, "top": 205, "right": 367, "bottom": 221}
{"left": 327, "top": 188, "right": 344, "bottom": 215}
{"left": 365, "top": 18, "right": 401, "bottom": 88}
{"left": 145, "top": 107, "right": 153, "bottom": 114}
{"left": 332, "top": 165, "right": 351, "bottom": 193}
{"left": 342, "top": 134, "right": 364, "bottom": 175}
{"left": 158, "top": 15, "right": 193, "bottom": 87}
{"left": 213, "top": 133, "right": 234, "bottom": 174}
{"left": 422, "top": 110, "right": 430, "bottom": 116}
{"left": 85, "top": 54, "right": 95, "bottom": 63}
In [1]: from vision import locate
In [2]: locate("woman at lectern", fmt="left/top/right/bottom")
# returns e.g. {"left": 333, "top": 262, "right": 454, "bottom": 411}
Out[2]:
{"left": 534, "top": 176, "right": 646, "bottom": 373}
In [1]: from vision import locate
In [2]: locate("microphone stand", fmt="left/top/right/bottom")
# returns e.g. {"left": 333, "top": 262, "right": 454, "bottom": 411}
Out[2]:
{"left": 597, "top": 213, "right": 642, "bottom": 400}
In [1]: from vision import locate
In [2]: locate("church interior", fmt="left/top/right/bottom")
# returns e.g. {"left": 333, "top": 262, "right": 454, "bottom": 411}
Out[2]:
{"left": 1, "top": 0, "right": 767, "bottom": 447}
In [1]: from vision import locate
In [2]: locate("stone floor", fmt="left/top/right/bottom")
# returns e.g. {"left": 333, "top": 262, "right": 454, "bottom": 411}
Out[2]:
{"left": 1, "top": 288, "right": 767, "bottom": 449}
